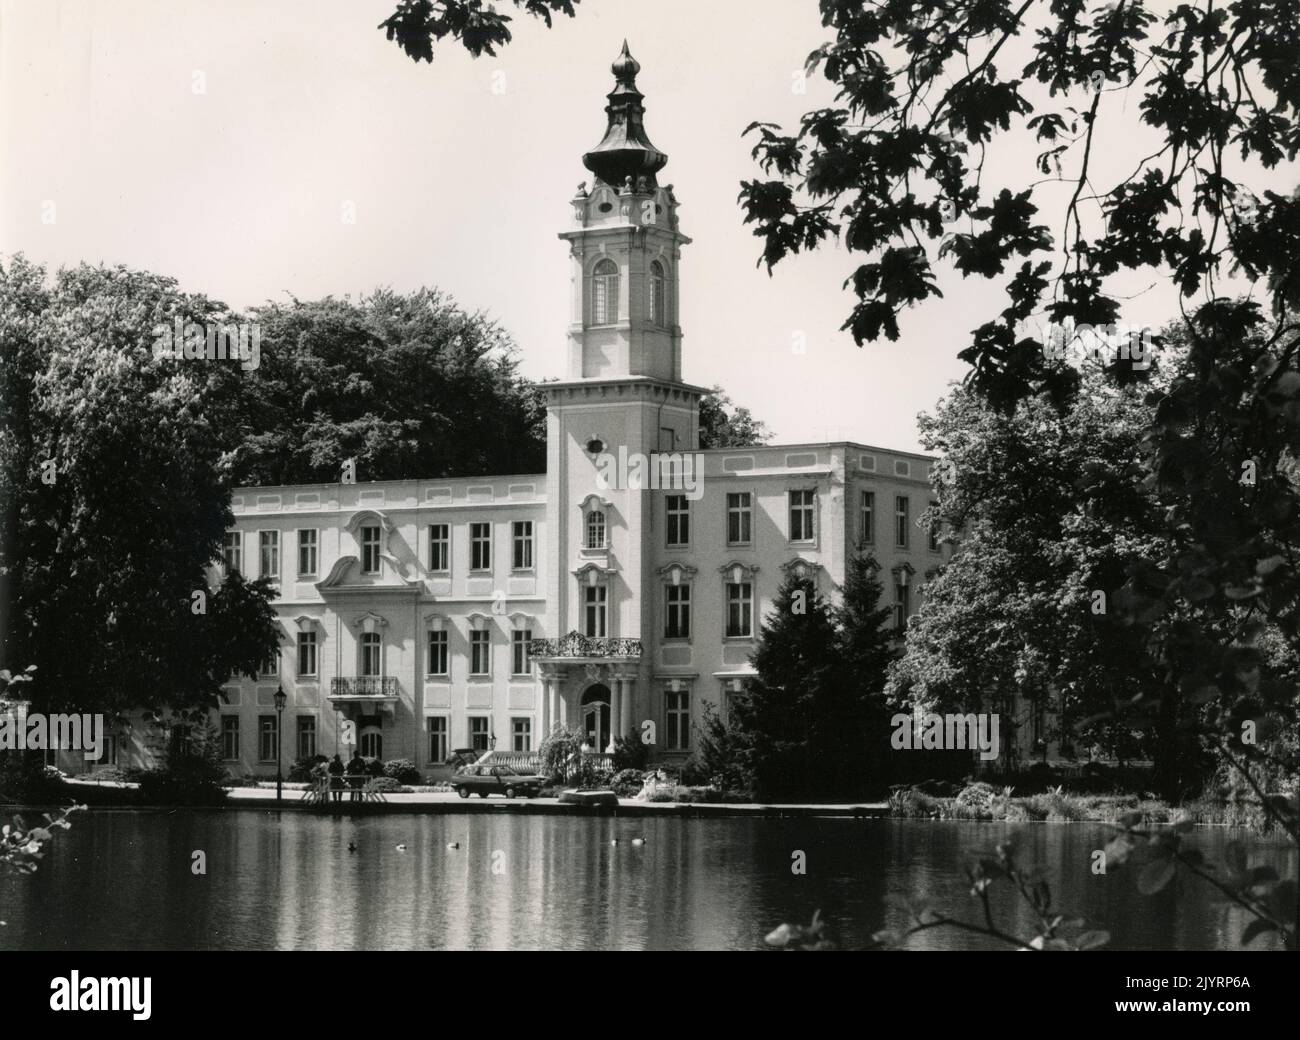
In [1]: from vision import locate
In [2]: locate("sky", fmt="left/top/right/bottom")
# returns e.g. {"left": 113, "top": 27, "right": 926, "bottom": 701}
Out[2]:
{"left": 1, "top": 0, "right": 1291, "bottom": 452}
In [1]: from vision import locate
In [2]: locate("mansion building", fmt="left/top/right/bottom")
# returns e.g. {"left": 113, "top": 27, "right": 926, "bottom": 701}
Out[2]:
{"left": 107, "top": 45, "right": 947, "bottom": 777}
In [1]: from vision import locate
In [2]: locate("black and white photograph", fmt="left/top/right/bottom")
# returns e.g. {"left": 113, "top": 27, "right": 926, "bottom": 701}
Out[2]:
{"left": 1, "top": 0, "right": 1297, "bottom": 1013}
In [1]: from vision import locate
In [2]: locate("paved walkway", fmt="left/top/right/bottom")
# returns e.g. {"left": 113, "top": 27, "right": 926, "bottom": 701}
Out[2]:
{"left": 59, "top": 778, "right": 888, "bottom": 816}
{"left": 222, "top": 785, "right": 887, "bottom": 816}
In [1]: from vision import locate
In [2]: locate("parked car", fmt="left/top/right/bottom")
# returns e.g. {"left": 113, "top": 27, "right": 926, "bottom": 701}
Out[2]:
{"left": 450, "top": 764, "right": 546, "bottom": 799}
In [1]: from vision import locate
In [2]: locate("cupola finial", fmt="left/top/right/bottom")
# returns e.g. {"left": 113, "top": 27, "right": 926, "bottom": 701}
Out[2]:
{"left": 582, "top": 42, "right": 667, "bottom": 190}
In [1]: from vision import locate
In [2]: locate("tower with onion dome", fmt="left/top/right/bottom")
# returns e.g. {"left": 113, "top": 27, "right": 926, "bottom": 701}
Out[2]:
{"left": 535, "top": 42, "right": 705, "bottom": 750}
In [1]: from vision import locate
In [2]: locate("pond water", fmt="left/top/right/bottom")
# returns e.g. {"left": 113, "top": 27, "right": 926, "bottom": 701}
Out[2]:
{"left": 0, "top": 810, "right": 1292, "bottom": 950}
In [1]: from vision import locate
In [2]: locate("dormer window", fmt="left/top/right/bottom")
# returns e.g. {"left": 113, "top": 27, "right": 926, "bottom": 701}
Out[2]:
{"left": 360, "top": 525, "right": 381, "bottom": 574}
{"left": 592, "top": 258, "right": 619, "bottom": 325}
{"left": 649, "top": 259, "right": 666, "bottom": 326}
{"left": 586, "top": 509, "right": 607, "bottom": 550}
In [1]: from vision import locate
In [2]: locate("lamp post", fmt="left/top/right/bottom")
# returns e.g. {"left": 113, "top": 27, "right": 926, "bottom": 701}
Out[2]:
{"left": 273, "top": 685, "right": 287, "bottom": 805}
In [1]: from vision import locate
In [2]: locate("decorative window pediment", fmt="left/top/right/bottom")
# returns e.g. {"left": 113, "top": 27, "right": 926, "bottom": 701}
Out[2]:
{"left": 293, "top": 615, "right": 323, "bottom": 632}
{"left": 507, "top": 611, "right": 534, "bottom": 630}
{"left": 344, "top": 509, "right": 394, "bottom": 538}
{"left": 579, "top": 492, "right": 613, "bottom": 513}
{"left": 574, "top": 562, "right": 612, "bottom": 586}
{"left": 424, "top": 611, "right": 448, "bottom": 632}
{"left": 719, "top": 560, "right": 759, "bottom": 583}
{"left": 466, "top": 612, "right": 492, "bottom": 632}
{"left": 892, "top": 561, "right": 917, "bottom": 586}
{"left": 352, "top": 611, "right": 388, "bottom": 634}
{"left": 781, "top": 558, "right": 822, "bottom": 581}
{"left": 658, "top": 562, "right": 697, "bottom": 586}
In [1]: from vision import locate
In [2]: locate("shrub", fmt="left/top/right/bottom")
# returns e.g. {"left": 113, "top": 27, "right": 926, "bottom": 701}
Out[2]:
{"left": 574, "top": 757, "right": 609, "bottom": 791}
{"left": 677, "top": 757, "right": 712, "bottom": 787}
{"left": 137, "top": 722, "right": 230, "bottom": 806}
{"left": 383, "top": 758, "right": 421, "bottom": 784}
{"left": 288, "top": 754, "right": 327, "bottom": 782}
{"left": 952, "top": 781, "right": 998, "bottom": 820}
{"left": 611, "top": 734, "right": 651, "bottom": 772}
{"left": 538, "top": 725, "right": 584, "bottom": 784}
{"left": 368, "top": 776, "right": 405, "bottom": 793}
{"left": 887, "top": 786, "right": 942, "bottom": 818}
{"left": 693, "top": 702, "right": 752, "bottom": 794}
{"left": 610, "top": 769, "right": 645, "bottom": 798}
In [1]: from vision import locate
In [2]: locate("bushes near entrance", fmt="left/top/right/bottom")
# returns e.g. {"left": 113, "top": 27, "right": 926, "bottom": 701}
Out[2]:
{"left": 609, "top": 769, "right": 644, "bottom": 798}
{"left": 382, "top": 759, "right": 421, "bottom": 784}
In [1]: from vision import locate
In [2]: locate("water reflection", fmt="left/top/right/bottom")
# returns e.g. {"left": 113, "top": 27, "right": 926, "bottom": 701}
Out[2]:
{"left": 0, "top": 811, "right": 1290, "bottom": 951}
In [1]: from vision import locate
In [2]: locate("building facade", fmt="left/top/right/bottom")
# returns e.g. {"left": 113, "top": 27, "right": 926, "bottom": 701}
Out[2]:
{"left": 102, "top": 45, "right": 946, "bottom": 777}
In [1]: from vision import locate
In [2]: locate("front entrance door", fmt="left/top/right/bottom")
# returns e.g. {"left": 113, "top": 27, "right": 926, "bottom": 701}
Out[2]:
{"left": 581, "top": 684, "right": 611, "bottom": 750}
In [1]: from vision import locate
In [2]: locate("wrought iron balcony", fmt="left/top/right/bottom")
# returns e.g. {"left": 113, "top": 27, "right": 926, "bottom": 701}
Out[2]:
{"left": 529, "top": 632, "right": 642, "bottom": 660}
{"left": 330, "top": 676, "right": 400, "bottom": 699}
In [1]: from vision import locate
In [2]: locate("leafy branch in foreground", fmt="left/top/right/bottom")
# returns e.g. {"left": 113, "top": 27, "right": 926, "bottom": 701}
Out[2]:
{"left": 0, "top": 805, "right": 82, "bottom": 878}
{"left": 1104, "top": 811, "right": 1297, "bottom": 950}
{"left": 767, "top": 836, "right": 1111, "bottom": 951}
{"left": 379, "top": 0, "right": 579, "bottom": 63}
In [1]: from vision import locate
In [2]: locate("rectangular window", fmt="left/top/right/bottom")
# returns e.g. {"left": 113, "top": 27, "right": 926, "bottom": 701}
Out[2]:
{"left": 360, "top": 525, "right": 381, "bottom": 574}
{"left": 429, "top": 524, "right": 450, "bottom": 573}
{"left": 428, "top": 717, "right": 448, "bottom": 763}
{"left": 296, "top": 716, "right": 316, "bottom": 760}
{"left": 297, "top": 631, "right": 318, "bottom": 677}
{"left": 666, "top": 691, "right": 690, "bottom": 752}
{"left": 584, "top": 585, "right": 608, "bottom": 638}
{"left": 789, "top": 489, "right": 815, "bottom": 542}
{"left": 470, "top": 522, "right": 492, "bottom": 571}
{"left": 666, "top": 494, "right": 690, "bottom": 547}
{"left": 470, "top": 630, "right": 491, "bottom": 675}
{"left": 665, "top": 584, "right": 691, "bottom": 639}
{"left": 258, "top": 715, "right": 278, "bottom": 763}
{"left": 659, "top": 427, "right": 676, "bottom": 452}
{"left": 297, "top": 529, "right": 318, "bottom": 578}
{"left": 895, "top": 583, "right": 911, "bottom": 632}
{"left": 469, "top": 716, "right": 491, "bottom": 752}
{"left": 259, "top": 530, "right": 279, "bottom": 580}
{"left": 361, "top": 633, "right": 382, "bottom": 677}
{"left": 928, "top": 502, "right": 940, "bottom": 552}
{"left": 222, "top": 531, "right": 242, "bottom": 576}
{"left": 726, "top": 492, "right": 752, "bottom": 546}
{"left": 860, "top": 490, "right": 875, "bottom": 544}
{"left": 511, "top": 629, "right": 532, "bottom": 675}
{"left": 221, "top": 716, "right": 239, "bottom": 760}
{"left": 427, "top": 630, "right": 448, "bottom": 676}
{"left": 512, "top": 521, "right": 534, "bottom": 570}
{"left": 512, "top": 717, "right": 532, "bottom": 753}
{"left": 895, "top": 495, "right": 910, "bottom": 548}
{"left": 726, "top": 582, "right": 753, "bottom": 638}
{"left": 260, "top": 653, "right": 278, "bottom": 679}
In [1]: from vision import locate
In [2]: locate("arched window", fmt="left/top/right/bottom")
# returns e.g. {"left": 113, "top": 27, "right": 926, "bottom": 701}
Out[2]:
{"left": 591, "top": 259, "right": 619, "bottom": 325}
{"left": 586, "top": 510, "right": 607, "bottom": 549}
{"left": 649, "top": 259, "right": 666, "bottom": 326}
{"left": 360, "top": 728, "right": 382, "bottom": 759}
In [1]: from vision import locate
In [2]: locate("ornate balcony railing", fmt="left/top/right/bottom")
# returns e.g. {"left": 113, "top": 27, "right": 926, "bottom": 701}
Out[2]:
{"left": 330, "top": 677, "right": 400, "bottom": 698}
{"left": 528, "top": 632, "right": 642, "bottom": 660}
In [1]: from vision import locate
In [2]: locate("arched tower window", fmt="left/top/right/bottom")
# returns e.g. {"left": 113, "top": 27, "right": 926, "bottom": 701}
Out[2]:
{"left": 586, "top": 509, "right": 607, "bottom": 549}
{"left": 649, "top": 260, "right": 667, "bottom": 326}
{"left": 591, "top": 258, "right": 619, "bottom": 325}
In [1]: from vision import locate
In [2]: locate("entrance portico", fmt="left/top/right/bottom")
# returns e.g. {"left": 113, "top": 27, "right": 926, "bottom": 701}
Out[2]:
{"left": 533, "top": 633, "right": 639, "bottom": 752}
